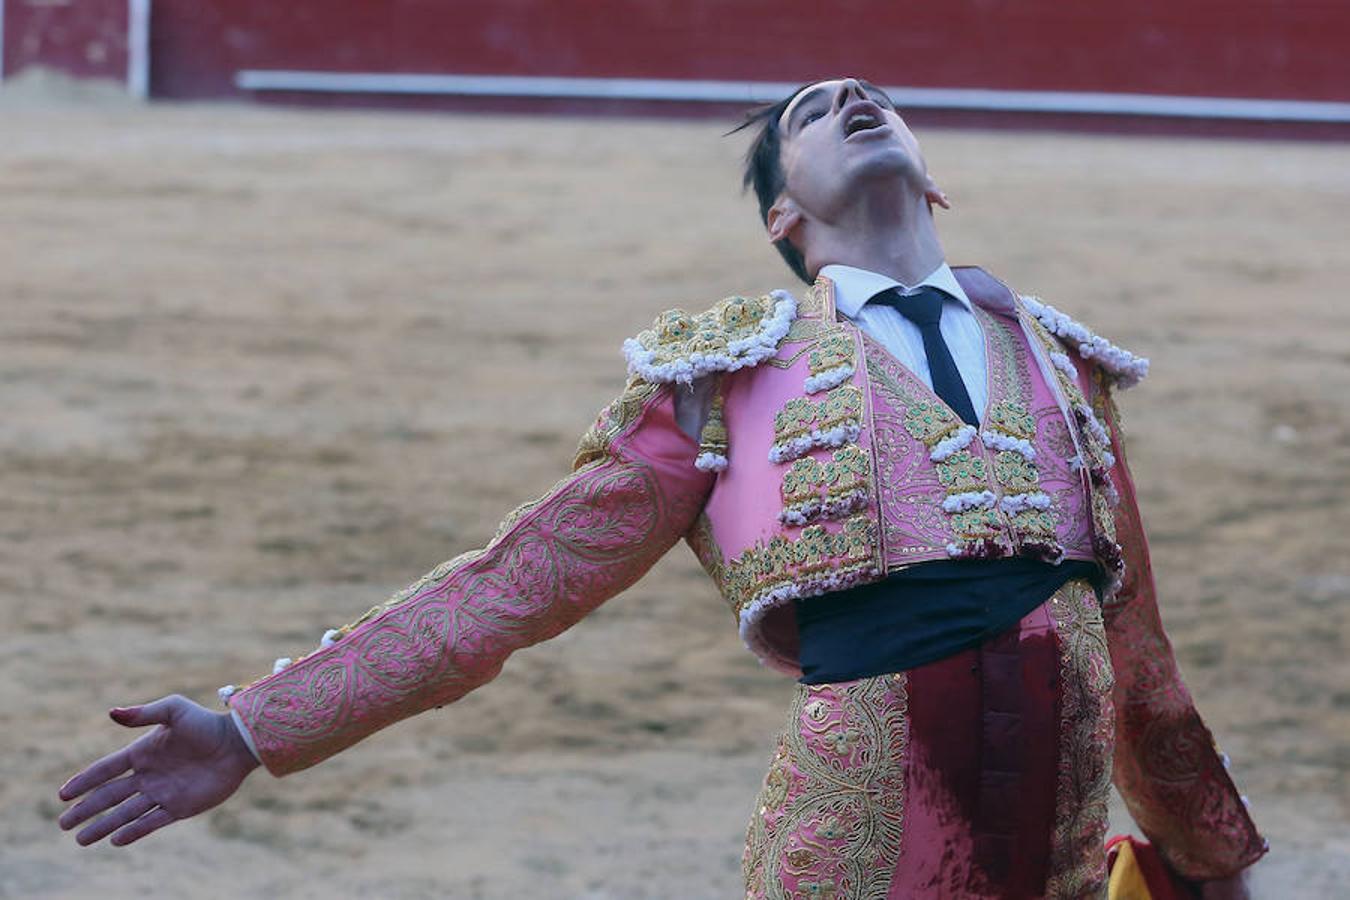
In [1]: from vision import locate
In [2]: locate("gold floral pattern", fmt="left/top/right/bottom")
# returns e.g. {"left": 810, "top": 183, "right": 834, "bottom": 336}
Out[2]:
{"left": 935, "top": 449, "right": 988, "bottom": 495}
{"left": 625, "top": 291, "right": 797, "bottom": 385}
{"left": 696, "top": 386, "right": 730, "bottom": 470}
{"left": 980, "top": 312, "right": 1064, "bottom": 559}
{"left": 1044, "top": 580, "right": 1116, "bottom": 898}
{"left": 724, "top": 515, "right": 878, "bottom": 618}
{"left": 1021, "top": 310, "right": 1124, "bottom": 578}
{"left": 809, "top": 332, "right": 854, "bottom": 377}
{"left": 902, "top": 400, "right": 961, "bottom": 445}
{"left": 779, "top": 445, "right": 872, "bottom": 526}
{"left": 743, "top": 674, "right": 909, "bottom": 900}
{"left": 771, "top": 385, "right": 866, "bottom": 463}
{"left": 987, "top": 398, "right": 1036, "bottom": 440}
{"left": 573, "top": 378, "right": 661, "bottom": 470}
{"left": 804, "top": 330, "right": 858, "bottom": 394}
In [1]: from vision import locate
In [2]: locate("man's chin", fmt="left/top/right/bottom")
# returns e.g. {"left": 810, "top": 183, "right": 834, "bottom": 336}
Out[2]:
{"left": 840, "top": 152, "right": 922, "bottom": 192}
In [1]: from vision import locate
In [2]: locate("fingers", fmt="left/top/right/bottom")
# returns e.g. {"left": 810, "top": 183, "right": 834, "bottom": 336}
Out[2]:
{"left": 59, "top": 742, "right": 134, "bottom": 801}
{"left": 75, "top": 794, "right": 156, "bottom": 846}
{"left": 109, "top": 695, "right": 185, "bottom": 728}
{"left": 110, "top": 806, "right": 177, "bottom": 847}
{"left": 60, "top": 696, "right": 186, "bottom": 802}
{"left": 59, "top": 774, "right": 138, "bottom": 831}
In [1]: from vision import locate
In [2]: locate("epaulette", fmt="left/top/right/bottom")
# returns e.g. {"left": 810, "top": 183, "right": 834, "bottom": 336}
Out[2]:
{"left": 1019, "top": 295, "right": 1149, "bottom": 390}
{"left": 622, "top": 290, "right": 797, "bottom": 386}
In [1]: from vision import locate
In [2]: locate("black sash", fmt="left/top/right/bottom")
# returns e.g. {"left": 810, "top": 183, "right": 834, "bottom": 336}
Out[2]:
{"left": 793, "top": 558, "right": 1102, "bottom": 683}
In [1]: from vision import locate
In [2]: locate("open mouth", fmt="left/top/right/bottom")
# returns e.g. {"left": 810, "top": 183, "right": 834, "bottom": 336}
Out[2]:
{"left": 842, "top": 109, "right": 885, "bottom": 139}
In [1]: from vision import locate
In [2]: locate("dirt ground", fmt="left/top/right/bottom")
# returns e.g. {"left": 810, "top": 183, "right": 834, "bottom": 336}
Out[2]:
{"left": 1, "top": 89, "right": 1347, "bottom": 898}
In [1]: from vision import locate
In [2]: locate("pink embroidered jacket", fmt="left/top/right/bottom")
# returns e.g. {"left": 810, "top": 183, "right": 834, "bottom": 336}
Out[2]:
{"left": 226, "top": 267, "right": 1265, "bottom": 880}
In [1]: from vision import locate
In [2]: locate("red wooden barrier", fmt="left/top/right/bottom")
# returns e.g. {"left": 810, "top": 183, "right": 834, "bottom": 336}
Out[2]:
{"left": 142, "top": 1, "right": 1350, "bottom": 103}
{"left": 1, "top": 0, "right": 130, "bottom": 83}
{"left": 3, "top": 1, "right": 1347, "bottom": 135}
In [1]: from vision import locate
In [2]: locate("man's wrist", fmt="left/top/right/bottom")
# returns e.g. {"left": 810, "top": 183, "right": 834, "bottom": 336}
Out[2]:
{"left": 224, "top": 709, "right": 263, "bottom": 770}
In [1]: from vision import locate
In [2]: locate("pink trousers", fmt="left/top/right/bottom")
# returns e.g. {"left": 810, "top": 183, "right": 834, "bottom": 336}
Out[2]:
{"left": 742, "top": 579, "right": 1116, "bottom": 900}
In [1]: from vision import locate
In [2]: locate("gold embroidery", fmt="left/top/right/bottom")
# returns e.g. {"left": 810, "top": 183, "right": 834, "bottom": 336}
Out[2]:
{"left": 951, "top": 507, "right": 1001, "bottom": 541}
{"left": 743, "top": 675, "right": 909, "bottom": 900}
{"left": 698, "top": 388, "right": 729, "bottom": 462}
{"left": 797, "top": 279, "right": 831, "bottom": 319}
{"left": 824, "top": 445, "right": 869, "bottom": 497}
{"left": 988, "top": 399, "right": 1036, "bottom": 440}
{"left": 781, "top": 457, "right": 824, "bottom": 505}
{"left": 820, "top": 386, "right": 863, "bottom": 431}
{"left": 684, "top": 512, "right": 725, "bottom": 589}
{"left": 775, "top": 397, "right": 820, "bottom": 444}
{"left": 992, "top": 450, "right": 1039, "bottom": 493}
{"left": 934, "top": 449, "right": 988, "bottom": 495}
{"left": 802, "top": 330, "right": 858, "bottom": 393}
{"left": 1091, "top": 490, "right": 1118, "bottom": 546}
{"left": 767, "top": 341, "right": 817, "bottom": 369}
{"left": 809, "top": 332, "right": 853, "bottom": 375}
{"left": 980, "top": 310, "right": 1065, "bottom": 559}
{"left": 724, "top": 515, "right": 878, "bottom": 617}
{"left": 785, "top": 316, "right": 832, "bottom": 344}
{"left": 771, "top": 385, "right": 865, "bottom": 461}
{"left": 1045, "top": 580, "right": 1116, "bottom": 897}
{"left": 1022, "top": 308, "right": 1123, "bottom": 570}
{"left": 572, "top": 378, "right": 661, "bottom": 470}
{"left": 779, "top": 446, "right": 872, "bottom": 526}
{"left": 902, "top": 400, "right": 960, "bottom": 445}
{"left": 628, "top": 292, "right": 791, "bottom": 382}
{"left": 648, "top": 296, "right": 765, "bottom": 354}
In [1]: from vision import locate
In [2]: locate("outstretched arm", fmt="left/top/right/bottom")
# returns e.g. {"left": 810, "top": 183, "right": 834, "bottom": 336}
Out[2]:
{"left": 60, "top": 378, "right": 712, "bottom": 839}
{"left": 229, "top": 379, "right": 711, "bottom": 774}
{"left": 1094, "top": 375, "right": 1267, "bottom": 882}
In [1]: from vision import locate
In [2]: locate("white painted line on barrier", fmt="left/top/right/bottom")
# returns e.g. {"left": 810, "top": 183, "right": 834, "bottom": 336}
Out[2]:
{"left": 233, "top": 71, "right": 1350, "bottom": 124}
{"left": 127, "top": 0, "right": 150, "bottom": 99}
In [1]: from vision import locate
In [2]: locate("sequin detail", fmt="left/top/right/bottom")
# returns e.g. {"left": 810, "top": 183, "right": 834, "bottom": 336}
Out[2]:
{"left": 771, "top": 385, "right": 865, "bottom": 464}
{"left": 804, "top": 331, "right": 857, "bottom": 394}
{"left": 623, "top": 291, "right": 797, "bottom": 385}
{"left": 743, "top": 674, "right": 909, "bottom": 899}
{"left": 779, "top": 445, "right": 873, "bottom": 526}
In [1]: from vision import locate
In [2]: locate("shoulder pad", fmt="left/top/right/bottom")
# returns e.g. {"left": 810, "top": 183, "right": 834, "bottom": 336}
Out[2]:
{"left": 622, "top": 290, "right": 797, "bottom": 385}
{"left": 1019, "top": 295, "right": 1149, "bottom": 389}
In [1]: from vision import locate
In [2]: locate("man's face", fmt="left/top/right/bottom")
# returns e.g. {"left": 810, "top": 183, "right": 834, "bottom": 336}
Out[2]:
{"left": 775, "top": 78, "right": 929, "bottom": 222}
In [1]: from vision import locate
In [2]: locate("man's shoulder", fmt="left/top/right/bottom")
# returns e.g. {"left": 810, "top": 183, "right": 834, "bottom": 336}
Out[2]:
{"left": 622, "top": 289, "right": 798, "bottom": 385}
{"left": 1015, "top": 293, "right": 1149, "bottom": 390}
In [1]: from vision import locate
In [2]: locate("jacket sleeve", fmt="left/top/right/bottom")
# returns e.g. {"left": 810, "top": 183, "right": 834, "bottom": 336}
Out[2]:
{"left": 1093, "top": 375, "right": 1268, "bottom": 880}
{"left": 227, "top": 379, "right": 714, "bottom": 775}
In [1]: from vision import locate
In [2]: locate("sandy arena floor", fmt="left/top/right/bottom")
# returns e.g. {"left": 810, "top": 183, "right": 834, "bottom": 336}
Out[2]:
{"left": 1, "top": 94, "right": 1347, "bottom": 898}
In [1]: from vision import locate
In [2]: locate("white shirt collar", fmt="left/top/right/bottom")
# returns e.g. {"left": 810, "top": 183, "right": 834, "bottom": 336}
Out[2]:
{"left": 819, "top": 262, "right": 972, "bottom": 319}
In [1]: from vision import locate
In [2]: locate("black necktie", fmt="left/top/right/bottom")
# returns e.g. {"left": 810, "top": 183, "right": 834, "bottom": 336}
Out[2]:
{"left": 870, "top": 286, "right": 980, "bottom": 426}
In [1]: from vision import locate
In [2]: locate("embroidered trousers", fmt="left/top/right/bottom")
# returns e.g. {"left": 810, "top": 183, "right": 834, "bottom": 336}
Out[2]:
{"left": 742, "top": 578, "right": 1115, "bottom": 900}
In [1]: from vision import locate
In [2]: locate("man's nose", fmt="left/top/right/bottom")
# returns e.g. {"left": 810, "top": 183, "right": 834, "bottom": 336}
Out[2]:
{"left": 833, "top": 79, "right": 867, "bottom": 109}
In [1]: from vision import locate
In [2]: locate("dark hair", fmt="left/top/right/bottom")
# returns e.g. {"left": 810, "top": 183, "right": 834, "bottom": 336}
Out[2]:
{"left": 729, "top": 84, "right": 813, "bottom": 284}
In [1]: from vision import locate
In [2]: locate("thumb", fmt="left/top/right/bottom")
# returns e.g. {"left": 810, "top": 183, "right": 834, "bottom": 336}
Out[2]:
{"left": 110, "top": 695, "right": 185, "bottom": 728}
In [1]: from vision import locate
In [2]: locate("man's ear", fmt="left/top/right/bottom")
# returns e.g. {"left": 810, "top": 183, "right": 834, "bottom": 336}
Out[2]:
{"left": 766, "top": 197, "right": 802, "bottom": 243}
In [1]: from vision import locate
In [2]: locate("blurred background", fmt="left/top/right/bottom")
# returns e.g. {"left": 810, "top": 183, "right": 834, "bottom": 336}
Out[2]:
{"left": 2, "top": 2, "right": 1347, "bottom": 897}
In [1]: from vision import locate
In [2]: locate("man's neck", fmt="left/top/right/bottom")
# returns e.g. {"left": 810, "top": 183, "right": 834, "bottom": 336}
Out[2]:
{"left": 804, "top": 191, "right": 946, "bottom": 287}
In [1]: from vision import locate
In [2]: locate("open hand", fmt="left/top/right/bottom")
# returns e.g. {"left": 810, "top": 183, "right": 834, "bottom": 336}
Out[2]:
{"left": 58, "top": 695, "right": 259, "bottom": 846}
